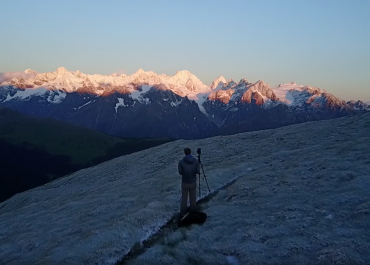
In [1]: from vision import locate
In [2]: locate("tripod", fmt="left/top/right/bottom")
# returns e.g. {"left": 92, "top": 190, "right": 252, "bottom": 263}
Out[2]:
{"left": 197, "top": 153, "right": 210, "bottom": 198}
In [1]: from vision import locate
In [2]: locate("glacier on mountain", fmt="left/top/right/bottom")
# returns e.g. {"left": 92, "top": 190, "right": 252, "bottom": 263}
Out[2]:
{"left": 114, "top": 98, "right": 128, "bottom": 113}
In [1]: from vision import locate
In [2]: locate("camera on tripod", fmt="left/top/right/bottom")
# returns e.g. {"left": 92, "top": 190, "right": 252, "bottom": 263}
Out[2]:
{"left": 197, "top": 148, "right": 201, "bottom": 155}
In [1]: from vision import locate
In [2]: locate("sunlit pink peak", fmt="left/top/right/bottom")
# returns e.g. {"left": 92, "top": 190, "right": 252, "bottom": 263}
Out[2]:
{"left": 174, "top": 70, "right": 192, "bottom": 77}
{"left": 56, "top": 67, "right": 68, "bottom": 73}
{"left": 54, "top": 67, "right": 75, "bottom": 80}
{"left": 210, "top": 76, "right": 227, "bottom": 90}
{"left": 134, "top": 68, "right": 146, "bottom": 75}
{"left": 24, "top": 69, "right": 37, "bottom": 74}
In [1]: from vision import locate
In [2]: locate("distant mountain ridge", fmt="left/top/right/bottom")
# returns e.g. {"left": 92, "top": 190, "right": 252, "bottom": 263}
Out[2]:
{"left": 0, "top": 68, "right": 368, "bottom": 138}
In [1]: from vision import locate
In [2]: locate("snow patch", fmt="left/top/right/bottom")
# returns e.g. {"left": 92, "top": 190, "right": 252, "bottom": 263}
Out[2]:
{"left": 130, "top": 85, "right": 152, "bottom": 104}
{"left": 170, "top": 99, "right": 183, "bottom": 107}
{"left": 285, "top": 91, "right": 295, "bottom": 103}
{"left": 76, "top": 100, "right": 94, "bottom": 110}
{"left": 114, "top": 98, "right": 128, "bottom": 113}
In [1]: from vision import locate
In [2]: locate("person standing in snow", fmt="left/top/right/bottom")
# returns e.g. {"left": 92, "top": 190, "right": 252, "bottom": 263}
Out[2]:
{"left": 178, "top": 147, "right": 200, "bottom": 217}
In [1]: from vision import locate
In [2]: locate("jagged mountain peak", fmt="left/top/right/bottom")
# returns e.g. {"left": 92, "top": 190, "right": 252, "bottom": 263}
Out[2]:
{"left": 255, "top": 79, "right": 268, "bottom": 86}
{"left": 24, "top": 69, "right": 37, "bottom": 74}
{"left": 74, "top": 70, "right": 84, "bottom": 77}
{"left": 56, "top": 66, "right": 68, "bottom": 72}
{"left": 210, "top": 76, "right": 227, "bottom": 90}
{"left": 135, "top": 68, "right": 146, "bottom": 75}
{"left": 55, "top": 67, "right": 74, "bottom": 77}
{"left": 174, "top": 70, "right": 192, "bottom": 76}
{"left": 243, "top": 80, "right": 271, "bottom": 95}
{"left": 237, "top": 78, "right": 249, "bottom": 86}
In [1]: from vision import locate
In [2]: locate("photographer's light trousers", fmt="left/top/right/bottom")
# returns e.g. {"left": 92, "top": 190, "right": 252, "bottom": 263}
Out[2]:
{"left": 180, "top": 182, "right": 197, "bottom": 215}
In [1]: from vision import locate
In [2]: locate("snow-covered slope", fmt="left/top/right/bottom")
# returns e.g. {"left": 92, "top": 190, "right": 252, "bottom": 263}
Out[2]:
{"left": 271, "top": 82, "right": 304, "bottom": 104}
{"left": 0, "top": 112, "right": 369, "bottom": 265}
{"left": 271, "top": 82, "right": 352, "bottom": 111}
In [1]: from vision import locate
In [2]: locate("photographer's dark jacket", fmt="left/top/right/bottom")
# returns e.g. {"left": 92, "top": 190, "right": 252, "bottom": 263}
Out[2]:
{"left": 178, "top": 155, "right": 200, "bottom": 184}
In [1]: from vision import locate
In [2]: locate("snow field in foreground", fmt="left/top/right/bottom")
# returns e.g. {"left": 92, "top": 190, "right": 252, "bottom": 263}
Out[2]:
{"left": 0, "top": 112, "right": 369, "bottom": 265}
{"left": 0, "top": 137, "right": 253, "bottom": 265}
{"left": 126, "top": 113, "right": 370, "bottom": 265}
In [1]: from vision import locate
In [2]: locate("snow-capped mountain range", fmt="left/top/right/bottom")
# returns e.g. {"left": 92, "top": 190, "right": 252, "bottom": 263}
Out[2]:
{"left": 0, "top": 67, "right": 368, "bottom": 138}
{"left": 1, "top": 67, "right": 208, "bottom": 96}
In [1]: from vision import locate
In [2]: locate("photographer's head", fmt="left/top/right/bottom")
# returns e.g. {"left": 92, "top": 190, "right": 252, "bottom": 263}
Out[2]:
{"left": 184, "top": 147, "right": 191, "bottom": 155}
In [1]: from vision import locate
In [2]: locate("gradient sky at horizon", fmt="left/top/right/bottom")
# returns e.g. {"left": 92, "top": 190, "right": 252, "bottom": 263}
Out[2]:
{"left": 1, "top": 0, "right": 369, "bottom": 101}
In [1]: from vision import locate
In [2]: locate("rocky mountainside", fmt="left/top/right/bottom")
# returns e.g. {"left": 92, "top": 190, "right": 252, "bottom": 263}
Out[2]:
{"left": 0, "top": 68, "right": 368, "bottom": 138}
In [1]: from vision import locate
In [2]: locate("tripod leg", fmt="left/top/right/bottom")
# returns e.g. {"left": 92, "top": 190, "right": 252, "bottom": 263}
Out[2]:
{"left": 204, "top": 177, "right": 210, "bottom": 192}
{"left": 199, "top": 174, "right": 201, "bottom": 198}
{"left": 200, "top": 163, "right": 210, "bottom": 192}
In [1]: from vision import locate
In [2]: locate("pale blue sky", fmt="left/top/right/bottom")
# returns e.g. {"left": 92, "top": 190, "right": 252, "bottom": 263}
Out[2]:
{"left": 1, "top": 0, "right": 369, "bottom": 101}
